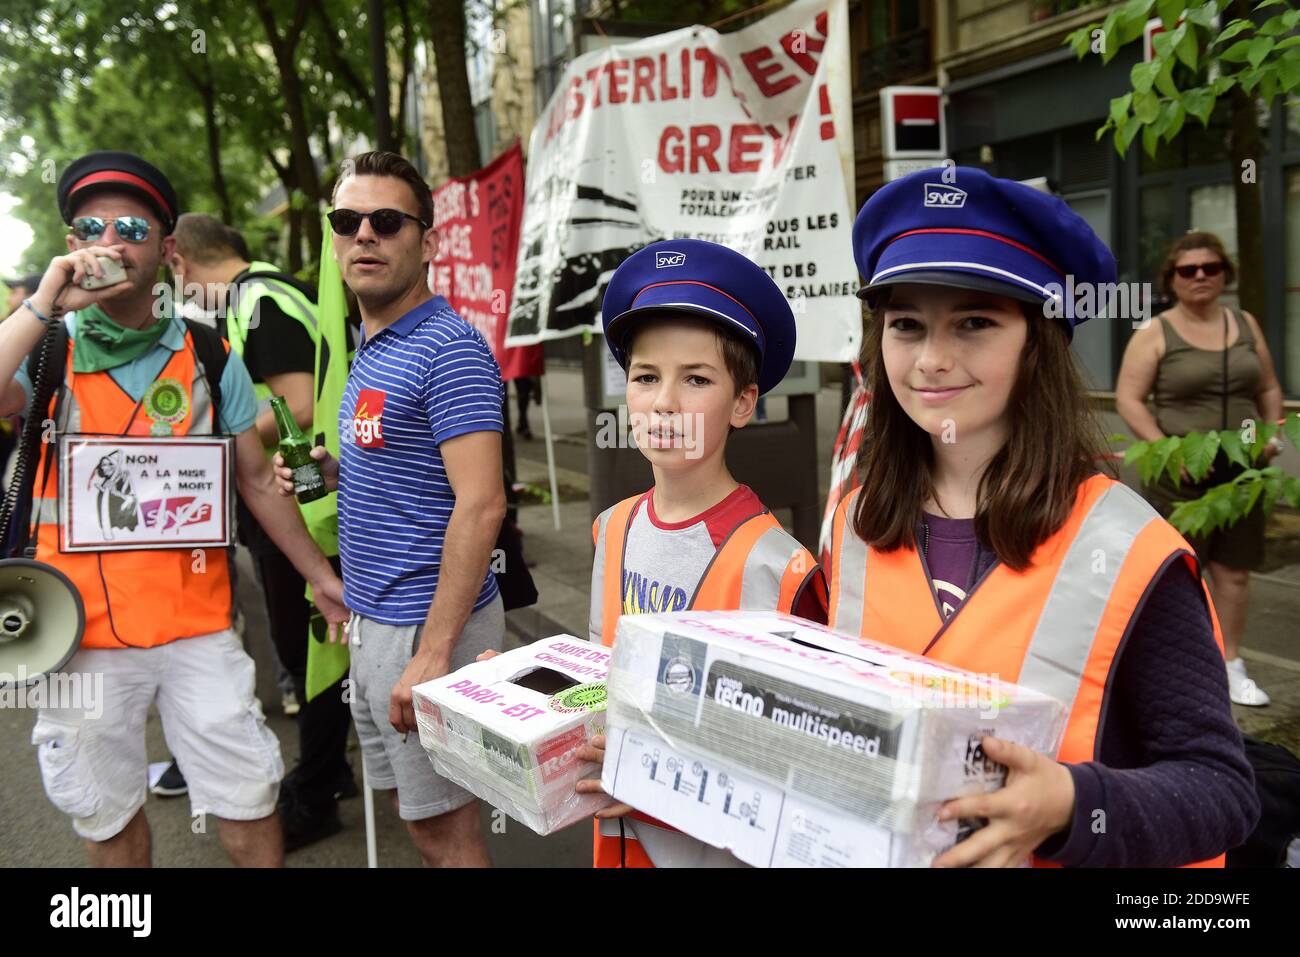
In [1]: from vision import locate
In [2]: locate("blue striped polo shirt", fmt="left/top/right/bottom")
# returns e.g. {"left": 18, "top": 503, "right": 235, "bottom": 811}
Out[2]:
{"left": 338, "top": 295, "right": 504, "bottom": 624}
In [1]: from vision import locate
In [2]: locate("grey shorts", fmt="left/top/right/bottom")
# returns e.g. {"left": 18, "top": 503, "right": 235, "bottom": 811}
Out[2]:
{"left": 349, "top": 596, "right": 505, "bottom": 820}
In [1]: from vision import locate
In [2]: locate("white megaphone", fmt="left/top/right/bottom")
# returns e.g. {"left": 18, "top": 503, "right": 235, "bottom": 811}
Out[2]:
{"left": 0, "top": 558, "right": 85, "bottom": 688}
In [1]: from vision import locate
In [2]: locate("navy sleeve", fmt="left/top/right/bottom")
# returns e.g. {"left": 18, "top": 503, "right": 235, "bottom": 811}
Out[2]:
{"left": 1035, "top": 558, "right": 1260, "bottom": 867}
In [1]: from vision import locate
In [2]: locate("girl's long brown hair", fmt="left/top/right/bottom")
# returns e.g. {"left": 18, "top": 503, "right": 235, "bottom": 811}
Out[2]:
{"left": 851, "top": 295, "right": 1113, "bottom": 572}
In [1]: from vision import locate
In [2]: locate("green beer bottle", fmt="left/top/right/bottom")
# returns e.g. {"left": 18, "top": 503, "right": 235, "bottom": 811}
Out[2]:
{"left": 272, "top": 395, "right": 329, "bottom": 503}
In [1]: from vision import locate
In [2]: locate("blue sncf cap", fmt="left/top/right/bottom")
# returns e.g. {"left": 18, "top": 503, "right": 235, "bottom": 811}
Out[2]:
{"left": 852, "top": 166, "right": 1117, "bottom": 335}
{"left": 602, "top": 239, "right": 796, "bottom": 395}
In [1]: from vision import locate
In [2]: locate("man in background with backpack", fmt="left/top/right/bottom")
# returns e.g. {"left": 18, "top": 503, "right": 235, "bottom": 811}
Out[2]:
{"left": 171, "top": 213, "right": 355, "bottom": 851}
{"left": 0, "top": 150, "right": 349, "bottom": 867}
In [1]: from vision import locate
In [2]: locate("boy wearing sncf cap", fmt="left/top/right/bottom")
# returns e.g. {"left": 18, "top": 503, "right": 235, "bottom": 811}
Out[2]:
{"left": 576, "top": 238, "right": 827, "bottom": 868}
{"left": 825, "top": 166, "right": 1257, "bottom": 867}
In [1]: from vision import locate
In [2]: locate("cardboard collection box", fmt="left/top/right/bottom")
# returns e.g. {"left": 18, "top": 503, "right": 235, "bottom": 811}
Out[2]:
{"left": 600, "top": 611, "right": 1066, "bottom": 867}
{"left": 412, "top": 636, "right": 614, "bottom": 835}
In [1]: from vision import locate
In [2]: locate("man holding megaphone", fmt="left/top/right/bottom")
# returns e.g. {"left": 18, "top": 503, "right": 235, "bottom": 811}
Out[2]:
{"left": 0, "top": 151, "right": 350, "bottom": 867}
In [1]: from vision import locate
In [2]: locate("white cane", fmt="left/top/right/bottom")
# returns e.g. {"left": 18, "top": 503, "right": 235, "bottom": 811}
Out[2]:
{"left": 363, "top": 763, "right": 377, "bottom": 868}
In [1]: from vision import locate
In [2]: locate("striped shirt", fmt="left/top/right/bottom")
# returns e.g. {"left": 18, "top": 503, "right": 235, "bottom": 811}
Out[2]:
{"left": 337, "top": 295, "right": 504, "bottom": 624}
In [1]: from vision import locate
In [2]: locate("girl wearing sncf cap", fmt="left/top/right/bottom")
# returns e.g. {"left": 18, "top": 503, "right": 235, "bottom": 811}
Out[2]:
{"left": 826, "top": 167, "right": 1258, "bottom": 868}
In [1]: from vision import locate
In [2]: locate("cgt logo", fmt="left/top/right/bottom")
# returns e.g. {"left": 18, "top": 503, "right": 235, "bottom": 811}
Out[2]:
{"left": 352, "top": 389, "right": 386, "bottom": 448}
{"left": 923, "top": 183, "right": 967, "bottom": 209}
{"left": 655, "top": 250, "right": 686, "bottom": 268}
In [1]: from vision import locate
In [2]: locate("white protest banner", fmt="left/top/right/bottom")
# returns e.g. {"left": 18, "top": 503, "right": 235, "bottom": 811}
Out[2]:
{"left": 58, "top": 436, "right": 234, "bottom": 552}
{"left": 505, "top": 0, "right": 859, "bottom": 364}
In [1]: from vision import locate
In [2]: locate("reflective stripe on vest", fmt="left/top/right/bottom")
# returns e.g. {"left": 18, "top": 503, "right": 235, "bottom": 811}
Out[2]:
{"left": 226, "top": 263, "right": 319, "bottom": 405}
{"left": 32, "top": 330, "right": 233, "bottom": 650}
{"left": 589, "top": 493, "right": 820, "bottom": 867}
{"left": 827, "top": 474, "right": 1226, "bottom": 868}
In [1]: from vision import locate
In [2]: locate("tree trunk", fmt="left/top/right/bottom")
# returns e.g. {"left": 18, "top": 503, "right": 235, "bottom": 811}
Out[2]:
{"left": 254, "top": 0, "right": 323, "bottom": 263}
{"left": 370, "top": 0, "right": 396, "bottom": 151}
{"left": 198, "top": 85, "right": 234, "bottom": 223}
{"left": 428, "top": 0, "right": 482, "bottom": 176}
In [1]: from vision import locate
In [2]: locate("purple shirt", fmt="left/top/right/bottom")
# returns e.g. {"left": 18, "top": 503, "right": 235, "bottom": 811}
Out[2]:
{"left": 920, "top": 512, "right": 979, "bottom": 618}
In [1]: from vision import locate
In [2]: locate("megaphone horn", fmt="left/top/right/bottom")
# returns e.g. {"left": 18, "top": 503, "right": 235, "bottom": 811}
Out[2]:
{"left": 0, "top": 558, "right": 86, "bottom": 689}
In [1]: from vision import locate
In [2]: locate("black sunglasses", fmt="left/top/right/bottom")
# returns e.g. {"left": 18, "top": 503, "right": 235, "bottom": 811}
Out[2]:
{"left": 71, "top": 215, "right": 151, "bottom": 243}
{"left": 1174, "top": 261, "right": 1225, "bottom": 279}
{"left": 327, "top": 208, "right": 429, "bottom": 237}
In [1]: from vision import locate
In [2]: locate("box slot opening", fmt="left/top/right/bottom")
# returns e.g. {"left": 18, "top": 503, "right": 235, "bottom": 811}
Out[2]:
{"left": 509, "top": 666, "right": 580, "bottom": 696}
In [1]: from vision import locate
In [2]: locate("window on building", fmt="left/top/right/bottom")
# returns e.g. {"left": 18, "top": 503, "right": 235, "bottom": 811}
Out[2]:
{"left": 1138, "top": 184, "right": 1174, "bottom": 285}
{"left": 859, "top": 0, "right": 929, "bottom": 88}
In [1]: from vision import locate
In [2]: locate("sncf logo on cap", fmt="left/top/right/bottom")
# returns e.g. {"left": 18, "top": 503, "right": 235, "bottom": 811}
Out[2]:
{"left": 923, "top": 183, "right": 967, "bottom": 209}
{"left": 655, "top": 250, "right": 686, "bottom": 268}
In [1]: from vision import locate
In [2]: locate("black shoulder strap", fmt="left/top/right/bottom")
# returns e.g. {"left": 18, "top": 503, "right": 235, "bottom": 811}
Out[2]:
{"left": 183, "top": 319, "right": 230, "bottom": 433}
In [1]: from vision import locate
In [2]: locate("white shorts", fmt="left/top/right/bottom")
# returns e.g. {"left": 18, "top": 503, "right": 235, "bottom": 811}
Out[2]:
{"left": 31, "top": 629, "right": 284, "bottom": 842}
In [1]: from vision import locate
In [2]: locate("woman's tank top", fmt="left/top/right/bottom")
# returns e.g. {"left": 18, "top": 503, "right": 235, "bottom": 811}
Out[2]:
{"left": 1152, "top": 308, "right": 1262, "bottom": 437}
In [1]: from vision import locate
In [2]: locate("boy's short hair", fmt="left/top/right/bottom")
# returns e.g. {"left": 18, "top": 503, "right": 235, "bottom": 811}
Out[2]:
{"left": 624, "top": 312, "right": 760, "bottom": 395}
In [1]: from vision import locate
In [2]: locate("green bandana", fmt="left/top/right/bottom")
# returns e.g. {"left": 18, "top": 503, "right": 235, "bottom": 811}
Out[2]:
{"left": 73, "top": 299, "right": 173, "bottom": 374}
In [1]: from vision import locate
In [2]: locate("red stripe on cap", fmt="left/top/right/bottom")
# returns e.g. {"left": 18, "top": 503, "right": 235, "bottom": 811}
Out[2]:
{"left": 70, "top": 171, "right": 171, "bottom": 220}
{"left": 632, "top": 280, "right": 759, "bottom": 325}
{"left": 889, "top": 227, "right": 1065, "bottom": 276}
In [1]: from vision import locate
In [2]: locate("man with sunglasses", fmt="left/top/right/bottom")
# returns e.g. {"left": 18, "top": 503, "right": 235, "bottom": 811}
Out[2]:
{"left": 0, "top": 150, "right": 350, "bottom": 867}
{"left": 274, "top": 151, "right": 507, "bottom": 867}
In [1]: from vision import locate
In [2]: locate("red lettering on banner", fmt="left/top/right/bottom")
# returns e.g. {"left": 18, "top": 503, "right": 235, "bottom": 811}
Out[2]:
{"left": 608, "top": 59, "right": 629, "bottom": 103}
{"left": 690, "top": 126, "right": 722, "bottom": 173}
{"left": 729, "top": 123, "right": 765, "bottom": 173}
{"left": 659, "top": 126, "right": 685, "bottom": 173}
{"left": 658, "top": 51, "right": 679, "bottom": 100}
{"left": 693, "top": 47, "right": 719, "bottom": 98}
{"left": 632, "top": 57, "right": 656, "bottom": 103}
{"left": 740, "top": 47, "right": 799, "bottom": 97}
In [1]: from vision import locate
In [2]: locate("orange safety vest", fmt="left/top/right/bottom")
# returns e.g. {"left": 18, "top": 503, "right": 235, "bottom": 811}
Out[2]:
{"left": 826, "top": 473, "right": 1227, "bottom": 868}
{"left": 590, "top": 492, "right": 826, "bottom": 868}
{"left": 31, "top": 330, "right": 234, "bottom": 650}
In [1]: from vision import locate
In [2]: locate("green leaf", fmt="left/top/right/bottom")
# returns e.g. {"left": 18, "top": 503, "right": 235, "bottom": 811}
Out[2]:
{"left": 1259, "top": 14, "right": 1292, "bottom": 36}
{"left": 1247, "top": 36, "right": 1275, "bottom": 68}
{"left": 1181, "top": 430, "right": 1221, "bottom": 481}
{"left": 1283, "top": 476, "right": 1300, "bottom": 509}
{"left": 1278, "top": 50, "right": 1300, "bottom": 93}
{"left": 1132, "top": 59, "right": 1161, "bottom": 94}
{"left": 1240, "top": 478, "right": 1264, "bottom": 517}
{"left": 1110, "top": 432, "right": 1133, "bottom": 443}
{"left": 1253, "top": 0, "right": 1285, "bottom": 10}
{"left": 1124, "top": 438, "right": 1153, "bottom": 467}
{"left": 1211, "top": 21, "right": 1254, "bottom": 47}
{"left": 1067, "top": 27, "right": 1091, "bottom": 59}
{"left": 1211, "top": 73, "right": 1238, "bottom": 95}
{"left": 1220, "top": 39, "right": 1254, "bottom": 61}
{"left": 1150, "top": 436, "right": 1182, "bottom": 486}
{"left": 1175, "top": 24, "right": 1199, "bottom": 70}
{"left": 1153, "top": 29, "right": 1178, "bottom": 62}
{"left": 1187, "top": 1, "right": 1220, "bottom": 27}
{"left": 1182, "top": 86, "right": 1216, "bottom": 124}
{"left": 1166, "top": 100, "right": 1187, "bottom": 139}
{"left": 1286, "top": 9, "right": 1300, "bottom": 30}
{"left": 1135, "top": 88, "right": 1162, "bottom": 122}
{"left": 1157, "top": 0, "right": 1183, "bottom": 28}
{"left": 1259, "top": 71, "right": 1279, "bottom": 103}
{"left": 1261, "top": 475, "right": 1283, "bottom": 514}
{"left": 1283, "top": 412, "right": 1300, "bottom": 451}
{"left": 1101, "top": 11, "right": 1123, "bottom": 62}
{"left": 1156, "top": 57, "right": 1181, "bottom": 97}
{"left": 1274, "top": 37, "right": 1300, "bottom": 53}
{"left": 1111, "top": 92, "right": 1134, "bottom": 126}
{"left": 1239, "top": 67, "right": 1264, "bottom": 94}
{"left": 1142, "top": 122, "right": 1161, "bottom": 156}
{"left": 1219, "top": 427, "right": 1250, "bottom": 468}
{"left": 1116, "top": 113, "right": 1142, "bottom": 156}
